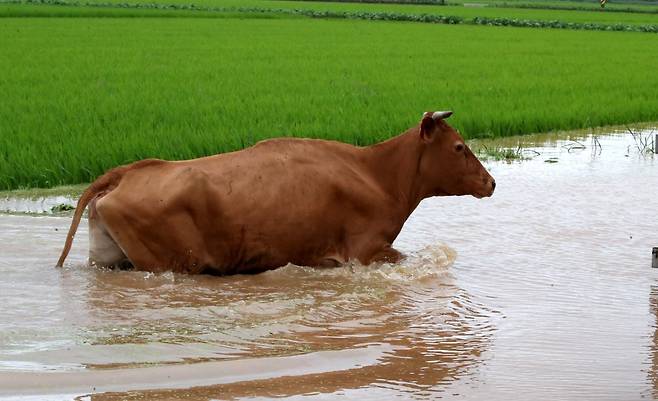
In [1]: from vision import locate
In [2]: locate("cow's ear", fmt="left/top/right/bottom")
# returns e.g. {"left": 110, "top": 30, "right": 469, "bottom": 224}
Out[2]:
{"left": 420, "top": 112, "right": 436, "bottom": 143}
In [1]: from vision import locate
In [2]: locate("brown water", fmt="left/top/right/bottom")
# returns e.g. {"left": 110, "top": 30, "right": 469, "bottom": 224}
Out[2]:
{"left": 0, "top": 131, "right": 656, "bottom": 400}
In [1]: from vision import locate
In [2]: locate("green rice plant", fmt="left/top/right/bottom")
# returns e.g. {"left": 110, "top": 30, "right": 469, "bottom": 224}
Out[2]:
{"left": 5, "top": 0, "right": 658, "bottom": 25}
{"left": 483, "top": 2, "right": 658, "bottom": 14}
{"left": 474, "top": 145, "right": 532, "bottom": 161}
{"left": 1, "top": 14, "right": 657, "bottom": 189}
{"left": 471, "top": 15, "right": 658, "bottom": 30}
{"left": 3, "top": 0, "right": 658, "bottom": 30}
{"left": 0, "top": 3, "right": 290, "bottom": 17}
{"left": 296, "top": 0, "right": 658, "bottom": 14}
{"left": 1, "top": 1, "right": 467, "bottom": 23}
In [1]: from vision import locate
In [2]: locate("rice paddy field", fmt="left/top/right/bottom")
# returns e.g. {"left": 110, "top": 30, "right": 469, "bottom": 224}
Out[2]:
{"left": 452, "top": 0, "right": 658, "bottom": 13}
{"left": 1, "top": 0, "right": 658, "bottom": 189}
{"left": 255, "top": 0, "right": 658, "bottom": 24}
{"left": 15, "top": 0, "right": 658, "bottom": 24}
{"left": 301, "top": 0, "right": 658, "bottom": 14}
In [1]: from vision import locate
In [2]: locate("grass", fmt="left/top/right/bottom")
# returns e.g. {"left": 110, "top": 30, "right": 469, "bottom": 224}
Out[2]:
{"left": 627, "top": 127, "right": 657, "bottom": 154}
{"left": 293, "top": 0, "right": 658, "bottom": 13}
{"left": 1, "top": 7, "right": 658, "bottom": 190}
{"left": 37, "top": 0, "right": 658, "bottom": 25}
{"left": 0, "top": 3, "right": 293, "bottom": 17}
{"left": 6, "top": 1, "right": 658, "bottom": 33}
{"left": 270, "top": 0, "right": 658, "bottom": 23}
{"left": 495, "top": 2, "right": 658, "bottom": 13}
{"left": 0, "top": 184, "right": 85, "bottom": 202}
{"left": 475, "top": 146, "right": 531, "bottom": 161}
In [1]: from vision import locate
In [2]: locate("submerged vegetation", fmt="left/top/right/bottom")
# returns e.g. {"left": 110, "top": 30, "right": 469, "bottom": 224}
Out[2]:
{"left": 627, "top": 127, "right": 656, "bottom": 154}
{"left": 0, "top": 0, "right": 657, "bottom": 189}
{"left": 50, "top": 203, "right": 75, "bottom": 213}
{"left": 474, "top": 146, "right": 533, "bottom": 162}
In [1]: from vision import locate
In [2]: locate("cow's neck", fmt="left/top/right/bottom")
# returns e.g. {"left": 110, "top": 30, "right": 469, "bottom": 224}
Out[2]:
{"left": 364, "top": 126, "right": 429, "bottom": 219}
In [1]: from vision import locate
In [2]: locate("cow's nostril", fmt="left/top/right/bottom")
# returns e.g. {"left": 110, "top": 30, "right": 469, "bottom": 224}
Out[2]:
{"left": 491, "top": 179, "right": 496, "bottom": 191}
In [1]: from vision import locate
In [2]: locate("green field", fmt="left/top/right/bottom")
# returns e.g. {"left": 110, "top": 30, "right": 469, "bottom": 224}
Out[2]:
{"left": 4, "top": 2, "right": 658, "bottom": 34}
{"left": 0, "top": 2, "right": 295, "bottom": 17}
{"left": 1, "top": 3, "right": 658, "bottom": 190}
{"left": 457, "top": 0, "right": 658, "bottom": 12}
{"left": 230, "top": 0, "right": 658, "bottom": 24}
{"left": 291, "top": 0, "right": 658, "bottom": 13}
{"left": 498, "top": 2, "right": 658, "bottom": 12}
{"left": 22, "top": 0, "right": 658, "bottom": 25}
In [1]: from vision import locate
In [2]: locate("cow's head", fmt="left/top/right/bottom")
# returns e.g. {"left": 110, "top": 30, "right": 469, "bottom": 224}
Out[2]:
{"left": 418, "top": 111, "right": 495, "bottom": 198}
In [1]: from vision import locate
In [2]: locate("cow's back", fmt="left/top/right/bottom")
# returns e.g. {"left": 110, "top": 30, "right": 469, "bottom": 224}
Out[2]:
{"left": 192, "top": 138, "right": 372, "bottom": 213}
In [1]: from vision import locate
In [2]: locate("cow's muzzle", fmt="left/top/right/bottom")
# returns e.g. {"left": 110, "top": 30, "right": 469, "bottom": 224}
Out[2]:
{"left": 474, "top": 177, "right": 495, "bottom": 198}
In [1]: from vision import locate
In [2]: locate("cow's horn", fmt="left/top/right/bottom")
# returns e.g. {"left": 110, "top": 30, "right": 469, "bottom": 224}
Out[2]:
{"left": 432, "top": 111, "right": 453, "bottom": 120}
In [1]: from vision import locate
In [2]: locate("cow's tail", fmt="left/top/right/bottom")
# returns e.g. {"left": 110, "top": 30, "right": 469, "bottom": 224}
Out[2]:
{"left": 55, "top": 168, "right": 124, "bottom": 268}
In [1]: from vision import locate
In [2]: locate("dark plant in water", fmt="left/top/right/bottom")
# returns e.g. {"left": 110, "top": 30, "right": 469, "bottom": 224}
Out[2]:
{"left": 475, "top": 144, "right": 540, "bottom": 162}
{"left": 51, "top": 203, "right": 75, "bottom": 213}
{"left": 626, "top": 127, "right": 656, "bottom": 155}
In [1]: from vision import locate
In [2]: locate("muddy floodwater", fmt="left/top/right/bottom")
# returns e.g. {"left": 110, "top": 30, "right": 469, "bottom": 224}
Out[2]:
{"left": 0, "top": 130, "right": 657, "bottom": 400}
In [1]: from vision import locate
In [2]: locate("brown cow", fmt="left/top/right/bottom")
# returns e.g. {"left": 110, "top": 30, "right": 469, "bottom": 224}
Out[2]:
{"left": 56, "top": 111, "right": 495, "bottom": 274}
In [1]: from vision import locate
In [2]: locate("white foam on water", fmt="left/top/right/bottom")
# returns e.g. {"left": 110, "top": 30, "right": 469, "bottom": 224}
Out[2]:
{"left": 266, "top": 243, "right": 456, "bottom": 283}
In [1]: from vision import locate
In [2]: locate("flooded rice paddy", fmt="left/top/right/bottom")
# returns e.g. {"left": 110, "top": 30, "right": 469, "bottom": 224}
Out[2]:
{"left": 0, "top": 130, "right": 656, "bottom": 400}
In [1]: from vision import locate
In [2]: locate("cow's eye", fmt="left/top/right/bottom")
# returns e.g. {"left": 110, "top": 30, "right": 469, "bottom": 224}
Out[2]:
{"left": 455, "top": 143, "right": 465, "bottom": 152}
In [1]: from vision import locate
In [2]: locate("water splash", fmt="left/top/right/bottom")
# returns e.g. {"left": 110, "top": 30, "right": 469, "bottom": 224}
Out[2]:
{"left": 265, "top": 243, "right": 456, "bottom": 282}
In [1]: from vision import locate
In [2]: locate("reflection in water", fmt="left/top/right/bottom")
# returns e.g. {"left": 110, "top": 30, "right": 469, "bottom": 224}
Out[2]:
{"left": 81, "top": 262, "right": 496, "bottom": 400}
{"left": 0, "top": 228, "right": 495, "bottom": 398}
{"left": 651, "top": 286, "right": 658, "bottom": 399}
{"left": 85, "top": 248, "right": 496, "bottom": 398}
{"left": 0, "top": 130, "right": 657, "bottom": 400}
